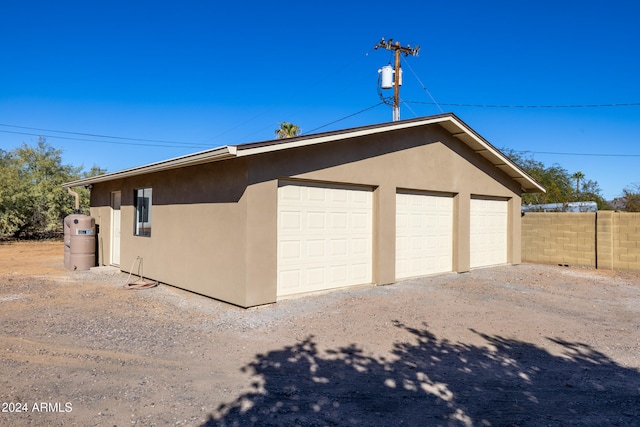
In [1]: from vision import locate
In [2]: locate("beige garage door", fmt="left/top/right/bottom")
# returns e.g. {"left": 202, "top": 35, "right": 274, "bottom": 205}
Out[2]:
{"left": 470, "top": 198, "right": 508, "bottom": 268}
{"left": 396, "top": 191, "right": 453, "bottom": 279}
{"left": 277, "top": 182, "right": 373, "bottom": 297}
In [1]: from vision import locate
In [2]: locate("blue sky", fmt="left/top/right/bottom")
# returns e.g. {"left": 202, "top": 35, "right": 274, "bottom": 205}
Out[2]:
{"left": 1, "top": 1, "right": 639, "bottom": 200}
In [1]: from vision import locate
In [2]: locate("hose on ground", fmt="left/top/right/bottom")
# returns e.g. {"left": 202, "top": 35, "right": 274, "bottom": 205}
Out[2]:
{"left": 123, "top": 256, "right": 158, "bottom": 290}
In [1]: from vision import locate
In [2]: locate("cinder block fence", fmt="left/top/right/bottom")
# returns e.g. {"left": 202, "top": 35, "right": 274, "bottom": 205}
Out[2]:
{"left": 521, "top": 211, "right": 640, "bottom": 272}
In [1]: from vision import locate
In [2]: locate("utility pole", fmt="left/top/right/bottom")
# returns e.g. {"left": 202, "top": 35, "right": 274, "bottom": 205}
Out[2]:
{"left": 374, "top": 38, "right": 420, "bottom": 121}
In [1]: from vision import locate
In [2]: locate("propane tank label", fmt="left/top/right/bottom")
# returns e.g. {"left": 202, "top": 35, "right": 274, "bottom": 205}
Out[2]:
{"left": 75, "top": 229, "right": 94, "bottom": 235}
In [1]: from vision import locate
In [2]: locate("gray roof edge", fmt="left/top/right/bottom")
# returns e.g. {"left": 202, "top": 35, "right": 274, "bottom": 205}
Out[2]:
{"left": 234, "top": 113, "right": 455, "bottom": 152}
{"left": 63, "top": 145, "right": 236, "bottom": 188}
{"left": 442, "top": 115, "right": 546, "bottom": 193}
{"left": 62, "top": 114, "right": 456, "bottom": 188}
{"left": 62, "top": 113, "right": 545, "bottom": 193}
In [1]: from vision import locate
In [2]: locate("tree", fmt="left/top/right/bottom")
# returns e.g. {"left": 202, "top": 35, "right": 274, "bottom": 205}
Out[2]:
{"left": 0, "top": 149, "right": 30, "bottom": 236}
{"left": 619, "top": 184, "right": 640, "bottom": 212}
{"left": 275, "top": 122, "right": 301, "bottom": 139}
{"left": 504, "top": 150, "right": 573, "bottom": 205}
{"left": 504, "top": 150, "right": 608, "bottom": 209}
{"left": 577, "top": 179, "right": 609, "bottom": 210}
{"left": 572, "top": 171, "right": 585, "bottom": 194}
{"left": 72, "top": 164, "right": 107, "bottom": 214}
{"left": 0, "top": 138, "right": 95, "bottom": 238}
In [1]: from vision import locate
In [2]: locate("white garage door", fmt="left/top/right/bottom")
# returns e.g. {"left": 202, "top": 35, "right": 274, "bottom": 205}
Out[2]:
{"left": 470, "top": 198, "right": 508, "bottom": 268}
{"left": 277, "top": 182, "right": 373, "bottom": 297}
{"left": 396, "top": 192, "right": 453, "bottom": 279}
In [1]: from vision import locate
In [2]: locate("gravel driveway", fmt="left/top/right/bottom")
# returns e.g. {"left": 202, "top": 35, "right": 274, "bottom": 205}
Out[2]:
{"left": 1, "top": 242, "right": 639, "bottom": 426}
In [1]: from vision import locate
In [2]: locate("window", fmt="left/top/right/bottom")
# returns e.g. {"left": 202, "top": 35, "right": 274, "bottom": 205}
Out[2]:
{"left": 134, "top": 188, "right": 152, "bottom": 237}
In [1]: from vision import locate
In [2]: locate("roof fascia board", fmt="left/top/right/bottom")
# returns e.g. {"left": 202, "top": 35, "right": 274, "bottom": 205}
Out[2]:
{"left": 63, "top": 113, "right": 544, "bottom": 194}
{"left": 234, "top": 116, "right": 452, "bottom": 157}
{"left": 237, "top": 114, "right": 544, "bottom": 193}
{"left": 63, "top": 146, "right": 237, "bottom": 188}
{"left": 443, "top": 116, "right": 546, "bottom": 193}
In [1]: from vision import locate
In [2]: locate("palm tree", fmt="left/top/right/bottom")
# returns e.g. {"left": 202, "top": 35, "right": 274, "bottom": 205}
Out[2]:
{"left": 275, "top": 122, "right": 301, "bottom": 139}
{"left": 572, "top": 171, "right": 585, "bottom": 194}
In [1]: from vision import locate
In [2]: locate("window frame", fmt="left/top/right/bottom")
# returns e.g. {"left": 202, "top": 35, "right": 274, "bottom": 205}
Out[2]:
{"left": 134, "top": 187, "right": 152, "bottom": 237}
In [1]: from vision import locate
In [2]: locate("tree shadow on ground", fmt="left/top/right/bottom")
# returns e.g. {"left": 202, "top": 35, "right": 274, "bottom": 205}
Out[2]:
{"left": 203, "top": 322, "right": 640, "bottom": 426}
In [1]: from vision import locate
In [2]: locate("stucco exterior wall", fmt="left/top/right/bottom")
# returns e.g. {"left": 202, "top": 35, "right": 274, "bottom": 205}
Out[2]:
{"left": 88, "top": 124, "right": 524, "bottom": 307}
{"left": 91, "top": 159, "right": 252, "bottom": 306}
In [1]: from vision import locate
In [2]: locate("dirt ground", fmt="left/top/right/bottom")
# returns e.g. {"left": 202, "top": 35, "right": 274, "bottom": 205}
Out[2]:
{"left": 0, "top": 241, "right": 639, "bottom": 427}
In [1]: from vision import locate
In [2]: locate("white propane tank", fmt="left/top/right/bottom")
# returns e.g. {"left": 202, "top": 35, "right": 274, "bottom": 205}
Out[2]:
{"left": 379, "top": 65, "right": 393, "bottom": 89}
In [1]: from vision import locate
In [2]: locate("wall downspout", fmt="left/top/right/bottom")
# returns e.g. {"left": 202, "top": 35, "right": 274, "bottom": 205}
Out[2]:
{"left": 67, "top": 188, "right": 80, "bottom": 214}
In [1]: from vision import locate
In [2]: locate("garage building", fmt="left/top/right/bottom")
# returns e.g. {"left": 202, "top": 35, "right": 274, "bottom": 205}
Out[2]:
{"left": 64, "top": 113, "right": 545, "bottom": 307}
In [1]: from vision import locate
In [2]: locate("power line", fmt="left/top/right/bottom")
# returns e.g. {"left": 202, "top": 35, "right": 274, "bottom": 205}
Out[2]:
{"left": 512, "top": 149, "right": 640, "bottom": 158}
{"left": 396, "top": 48, "right": 639, "bottom": 111}
{"left": 401, "top": 56, "right": 443, "bottom": 113}
{"left": 207, "top": 50, "right": 379, "bottom": 145}
{"left": 406, "top": 101, "right": 640, "bottom": 109}
{"left": 0, "top": 130, "right": 209, "bottom": 149}
{"left": 401, "top": 65, "right": 640, "bottom": 110}
{"left": 303, "top": 102, "right": 385, "bottom": 135}
{"left": 0, "top": 123, "right": 198, "bottom": 145}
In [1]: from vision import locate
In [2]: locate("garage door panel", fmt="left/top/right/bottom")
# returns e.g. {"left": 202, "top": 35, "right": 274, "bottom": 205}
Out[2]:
{"left": 470, "top": 198, "right": 508, "bottom": 268}
{"left": 410, "top": 236, "right": 423, "bottom": 250}
{"left": 279, "top": 269, "right": 300, "bottom": 291}
{"left": 308, "top": 212, "right": 325, "bottom": 229}
{"left": 396, "top": 192, "right": 453, "bottom": 279}
{"left": 350, "top": 263, "right": 369, "bottom": 281}
{"left": 307, "top": 268, "right": 325, "bottom": 286}
{"left": 280, "top": 240, "right": 301, "bottom": 261}
{"left": 307, "top": 239, "right": 325, "bottom": 258}
{"left": 330, "top": 265, "right": 347, "bottom": 282}
{"left": 353, "top": 193, "right": 369, "bottom": 206}
{"left": 280, "top": 184, "right": 301, "bottom": 200}
{"left": 351, "top": 238, "right": 369, "bottom": 256}
{"left": 329, "top": 212, "right": 348, "bottom": 229}
{"left": 410, "top": 213, "right": 422, "bottom": 228}
{"left": 280, "top": 211, "right": 301, "bottom": 230}
{"left": 328, "top": 239, "right": 346, "bottom": 257}
{"left": 308, "top": 186, "right": 325, "bottom": 201}
{"left": 397, "top": 213, "right": 406, "bottom": 225}
{"left": 331, "top": 189, "right": 347, "bottom": 202}
{"left": 278, "top": 183, "right": 373, "bottom": 297}
{"left": 352, "top": 212, "right": 370, "bottom": 229}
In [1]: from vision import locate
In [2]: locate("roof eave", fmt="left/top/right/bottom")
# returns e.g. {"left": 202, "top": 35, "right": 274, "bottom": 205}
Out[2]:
{"left": 234, "top": 114, "right": 455, "bottom": 157}
{"left": 235, "top": 113, "right": 544, "bottom": 193}
{"left": 63, "top": 113, "right": 545, "bottom": 194}
{"left": 438, "top": 115, "right": 546, "bottom": 194}
{"left": 63, "top": 146, "right": 237, "bottom": 188}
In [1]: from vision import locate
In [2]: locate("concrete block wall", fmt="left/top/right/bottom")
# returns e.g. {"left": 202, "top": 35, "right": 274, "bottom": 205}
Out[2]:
{"left": 597, "top": 211, "right": 640, "bottom": 272}
{"left": 522, "top": 211, "right": 640, "bottom": 272}
{"left": 521, "top": 212, "right": 596, "bottom": 267}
